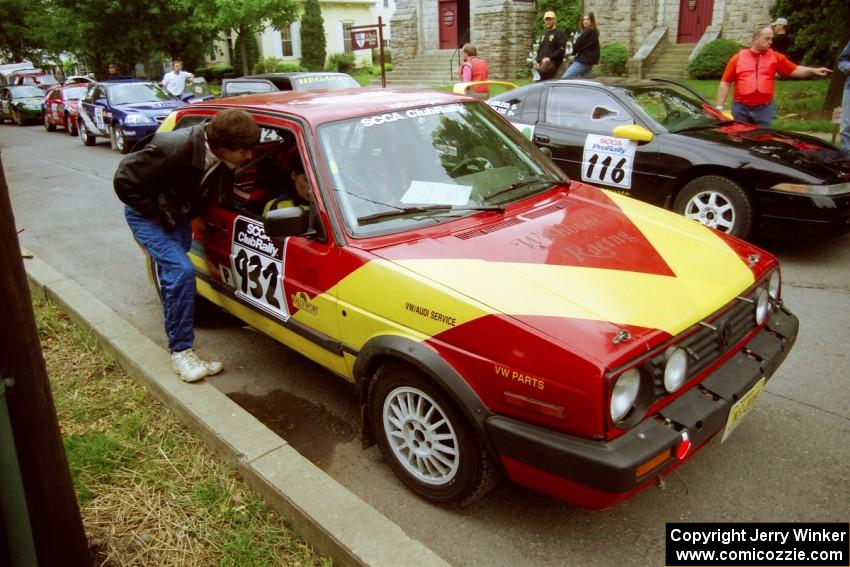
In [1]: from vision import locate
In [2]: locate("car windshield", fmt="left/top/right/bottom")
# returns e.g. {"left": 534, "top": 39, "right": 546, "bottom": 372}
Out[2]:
{"left": 318, "top": 101, "right": 564, "bottom": 237}
{"left": 10, "top": 86, "right": 43, "bottom": 99}
{"left": 63, "top": 87, "right": 87, "bottom": 100}
{"left": 292, "top": 75, "right": 359, "bottom": 90}
{"left": 624, "top": 84, "right": 727, "bottom": 133}
{"left": 108, "top": 83, "right": 173, "bottom": 105}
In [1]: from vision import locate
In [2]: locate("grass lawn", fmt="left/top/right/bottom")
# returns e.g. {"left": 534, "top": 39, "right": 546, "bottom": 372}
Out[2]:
{"left": 35, "top": 296, "right": 330, "bottom": 567}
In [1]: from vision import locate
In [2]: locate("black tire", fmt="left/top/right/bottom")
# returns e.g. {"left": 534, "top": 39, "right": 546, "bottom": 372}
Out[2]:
{"left": 673, "top": 175, "right": 753, "bottom": 239}
{"left": 79, "top": 119, "right": 95, "bottom": 146}
{"left": 112, "top": 124, "right": 131, "bottom": 154}
{"left": 44, "top": 112, "right": 56, "bottom": 131}
{"left": 66, "top": 113, "right": 77, "bottom": 136}
{"left": 368, "top": 361, "right": 499, "bottom": 506}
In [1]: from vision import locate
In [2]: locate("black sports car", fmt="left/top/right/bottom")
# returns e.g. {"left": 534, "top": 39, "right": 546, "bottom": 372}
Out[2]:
{"left": 487, "top": 78, "right": 850, "bottom": 239}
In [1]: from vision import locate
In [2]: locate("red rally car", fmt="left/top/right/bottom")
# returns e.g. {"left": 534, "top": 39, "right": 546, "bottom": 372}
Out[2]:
{"left": 42, "top": 83, "right": 88, "bottom": 135}
{"left": 148, "top": 89, "right": 798, "bottom": 509}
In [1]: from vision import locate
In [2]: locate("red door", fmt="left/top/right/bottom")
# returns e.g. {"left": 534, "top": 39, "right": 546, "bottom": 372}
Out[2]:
{"left": 439, "top": 0, "right": 458, "bottom": 49}
{"left": 677, "top": 0, "right": 713, "bottom": 43}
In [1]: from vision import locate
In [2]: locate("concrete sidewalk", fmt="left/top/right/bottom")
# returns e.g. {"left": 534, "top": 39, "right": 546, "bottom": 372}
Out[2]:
{"left": 24, "top": 250, "right": 450, "bottom": 567}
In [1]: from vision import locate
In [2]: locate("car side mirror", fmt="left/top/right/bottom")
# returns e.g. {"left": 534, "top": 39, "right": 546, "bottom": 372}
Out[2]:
{"left": 611, "top": 124, "right": 653, "bottom": 142}
{"left": 263, "top": 206, "right": 311, "bottom": 238}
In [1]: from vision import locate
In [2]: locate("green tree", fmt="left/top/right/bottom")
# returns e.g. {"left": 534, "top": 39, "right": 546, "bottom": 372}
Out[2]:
{"left": 211, "top": 0, "right": 298, "bottom": 75}
{"left": 770, "top": 0, "right": 850, "bottom": 110}
{"left": 532, "top": 0, "right": 581, "bottom": 42}
{"left": 300, "top": 0, "right": 326, "bottom": 71}
{"left": 0, "top": 0, "right": 38, "bottom": 61}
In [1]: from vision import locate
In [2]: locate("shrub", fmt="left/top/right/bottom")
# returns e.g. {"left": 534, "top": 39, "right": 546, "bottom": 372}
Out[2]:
{"left": 327, "top": 52, "right": 356, "bottom": 73}
{"left": 276, "top": 62, "right": 304, "bottom": 72}
{"left": 599, "top": 42, "right": 629, "bottom": 76}
{"left": 371, "top": 47, "right": 392, "bottom": 65}
{"left": 300, "top": 0, "right": 327, "bottom": 70}
{"left": 205, "top": 64, "right": 235, "bottom": 82}
{"left": 687, "top": 39, "right": 742, "bottom": 79}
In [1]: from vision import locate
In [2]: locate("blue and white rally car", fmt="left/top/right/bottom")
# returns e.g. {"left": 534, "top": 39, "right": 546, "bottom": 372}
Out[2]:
{"left": 77, "top": 80, "right": 184, "bottom": 153}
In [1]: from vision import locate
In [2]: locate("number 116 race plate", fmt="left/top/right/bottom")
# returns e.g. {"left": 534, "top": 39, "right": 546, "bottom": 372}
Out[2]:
{"left": 581, "top": 134, "right": 637, "bottom": 190}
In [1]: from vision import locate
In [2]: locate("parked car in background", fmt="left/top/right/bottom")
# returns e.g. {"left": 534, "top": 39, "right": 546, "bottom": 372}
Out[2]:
{"left": 144, "top": 89, "right": 798, "bottom": 509}
{"left": 64, "top": 74, "right": 95, "bottom": 85}
{"left": 487, "top": 78, "right": 850, "bottom": 240}
{"left": 42, "top": 83, "right": 89, "bottom": 135}
{"left": 221, "top": 72, "right": 359, "bottom": 97}
{"left": 0, "top": 61, "right": 35, "bottom": 86}
{"left": 77, "top": 80, "right": 184, "bottom": 153}
{"left": 0, "top": 85, "right": 43, "bottom": 125}
{"left": 13, "top": 69, "right": 59, "bottom": 90}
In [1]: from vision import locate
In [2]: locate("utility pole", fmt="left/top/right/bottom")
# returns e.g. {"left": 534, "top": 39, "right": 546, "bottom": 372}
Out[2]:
{"left": 0, "top": 152, "right": 90, "bottom": 566}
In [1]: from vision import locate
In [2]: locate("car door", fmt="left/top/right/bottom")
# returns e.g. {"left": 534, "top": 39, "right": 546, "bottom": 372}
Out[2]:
{"left": 189, "top": 114, "right": 350, "bottom": 374}
{"left": 532, "top": 84, "right": 663, "bottom": 203}
{"left": 0, "top": 88, "right": 10, "bottom": 120}
{"left": 78, "top": 84, "right": 108, "bottom": 137}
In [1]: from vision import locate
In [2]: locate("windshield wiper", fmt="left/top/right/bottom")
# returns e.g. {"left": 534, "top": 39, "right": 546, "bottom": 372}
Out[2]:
{"left": 357, "top": 205, "right": 504, "bottom": 226}
{"left": 483, "top": 177, "right": 562, "bottom": 203}
{"left": 672, "top": 120, "right": 735, "bottom": 133}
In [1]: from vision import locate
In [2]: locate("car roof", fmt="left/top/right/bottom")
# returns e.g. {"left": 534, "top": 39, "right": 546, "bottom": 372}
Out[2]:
{"left": 189, "top": 88, "right": 467, "bottom": 125}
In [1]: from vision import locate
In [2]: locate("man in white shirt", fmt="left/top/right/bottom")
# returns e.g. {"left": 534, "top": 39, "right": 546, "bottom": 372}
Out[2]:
{"left": 161, "top": 60, "right": 194, "bottom": 97}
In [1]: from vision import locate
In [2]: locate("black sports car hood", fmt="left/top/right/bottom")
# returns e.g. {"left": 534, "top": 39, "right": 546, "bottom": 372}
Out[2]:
{"left": 676, "top": 123, "right": 850, "bottom": 182}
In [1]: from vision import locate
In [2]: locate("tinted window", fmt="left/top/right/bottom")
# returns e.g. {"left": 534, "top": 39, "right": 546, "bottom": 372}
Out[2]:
{"left": 62, "top": 86, "right": 87, "bottom": 100}
{"left": 544, "top": 87, "right": 632, "bottom": 132}
{"left": 225, "top": 81, "right": 277, "bottom": 96}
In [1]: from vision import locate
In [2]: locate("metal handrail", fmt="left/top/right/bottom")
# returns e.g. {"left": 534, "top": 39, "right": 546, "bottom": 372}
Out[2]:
{"left": 448, "top": 28, "right": 472, "bottom": 81}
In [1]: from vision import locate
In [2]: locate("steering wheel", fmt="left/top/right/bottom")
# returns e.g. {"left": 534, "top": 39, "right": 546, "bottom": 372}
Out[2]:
{"left": 449, "top": 155, "right": 494, "bottom": 177}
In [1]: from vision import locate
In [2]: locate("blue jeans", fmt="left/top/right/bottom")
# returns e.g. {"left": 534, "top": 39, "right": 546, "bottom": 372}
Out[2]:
{"left": 563, "top": 61, "right": 593, "bottom": 78}
{"left": 732, "top": 100, "right": 775, "bottom": 128}
{"left": 840, "top": 84, "right": 850, "bottom": 153}
{"left": 125, "top": 206, "right": 195, "bottom": 352}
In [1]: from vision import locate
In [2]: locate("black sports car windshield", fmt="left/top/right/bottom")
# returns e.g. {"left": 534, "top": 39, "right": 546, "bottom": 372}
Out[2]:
{"left": 292, "top": 74, "right": 359, "bottom": 90}
{"left": 623, "top": 85, "right": 728, "bottom": 133}
{"left": 108, "top": 83, "right": 174, "bottom": 105}
{"left": 318, "top": 101, "right": 564, "bottom": 237}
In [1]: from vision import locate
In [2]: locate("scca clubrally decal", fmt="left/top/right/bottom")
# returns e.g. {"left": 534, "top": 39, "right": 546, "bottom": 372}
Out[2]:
{"left": 230, "top": 216, "right": 289, "bottom": 321}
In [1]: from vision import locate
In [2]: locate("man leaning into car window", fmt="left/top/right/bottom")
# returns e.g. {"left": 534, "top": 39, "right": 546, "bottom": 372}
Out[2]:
{"left": 114, "top": 109, "right": 260, "bottom": 382}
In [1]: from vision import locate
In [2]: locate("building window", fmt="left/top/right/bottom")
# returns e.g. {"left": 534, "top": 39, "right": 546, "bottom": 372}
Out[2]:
{"left": 281, "top": 26, "right": 293, "bottom": 56}
{"left": 383, "top": 0, "right": 389, "bottom": 7}
{"left": 342, "top": 21, "right": 354, "bottom": 53}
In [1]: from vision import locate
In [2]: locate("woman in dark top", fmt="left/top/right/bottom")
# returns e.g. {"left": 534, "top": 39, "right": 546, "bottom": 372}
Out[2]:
{"left": 562, "top": 12, "right": 600, "bottom": 78}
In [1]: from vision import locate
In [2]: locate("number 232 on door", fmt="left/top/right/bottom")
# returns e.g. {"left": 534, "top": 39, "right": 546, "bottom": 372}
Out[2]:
{"left": 581, "top": 134, "right": 637, "bottom": 190}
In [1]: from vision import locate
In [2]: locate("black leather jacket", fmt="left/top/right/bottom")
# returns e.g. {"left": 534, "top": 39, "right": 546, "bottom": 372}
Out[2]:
{"left": 114, "top": 124, "right": 226, "bottom": 229}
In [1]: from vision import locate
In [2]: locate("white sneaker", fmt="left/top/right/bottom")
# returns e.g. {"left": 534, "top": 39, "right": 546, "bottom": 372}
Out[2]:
{"left": 171, "top": 349, "right": 222, "bottom": 382}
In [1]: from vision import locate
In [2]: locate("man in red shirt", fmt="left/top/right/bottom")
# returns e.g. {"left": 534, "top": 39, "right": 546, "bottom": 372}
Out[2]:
{"left": 459, "top": 44, "right": 489, "bottom": 99}
{"left": 715, "top": 26, "right": 831, "bottom": 127}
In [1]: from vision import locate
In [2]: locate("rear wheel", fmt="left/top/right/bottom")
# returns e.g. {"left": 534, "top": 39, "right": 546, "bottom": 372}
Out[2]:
{"left": 44, "top": 112, "right": 56, "bottom": 131}
{"left": 368, "top": 361, "right": 499, "bottom": 506}
{"left": 79, "top": 119, "right": 95, "bottom": 146}
{"left": 673, "top": 175, "right": 753, "bottom": 239}
{"left": 66, "top": 113, "right": 77, "bottom": 136}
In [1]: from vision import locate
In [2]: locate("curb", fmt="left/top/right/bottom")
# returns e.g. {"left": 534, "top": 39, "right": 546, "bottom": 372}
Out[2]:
{"left": 23, "top": 250, "right": 450, "bottom": 567}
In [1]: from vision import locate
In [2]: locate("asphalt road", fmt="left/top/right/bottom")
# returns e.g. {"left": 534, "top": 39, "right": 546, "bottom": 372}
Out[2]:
{"left": 3, "top": 123, "right": 849, "bottom": 567}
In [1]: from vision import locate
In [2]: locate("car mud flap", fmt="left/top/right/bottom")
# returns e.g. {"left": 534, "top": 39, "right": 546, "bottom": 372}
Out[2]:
{"left": 109, "top": 125, "right": 117, "bottom": 150}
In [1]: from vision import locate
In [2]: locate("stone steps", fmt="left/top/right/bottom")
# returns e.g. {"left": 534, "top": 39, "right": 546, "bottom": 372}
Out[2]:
{"left": 646, "top": 43, "right": 694, "bottom": 79}
{"left": 384, "top": 49, "right": 461, "bottom": 87}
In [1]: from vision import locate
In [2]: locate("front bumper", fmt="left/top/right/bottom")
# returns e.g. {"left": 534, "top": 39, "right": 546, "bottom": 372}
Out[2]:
{"left": 486, "top": 306, "right": 799, "bottom": 509}
{"left": 757, "top": 189, "right": 850, "bottom": 238}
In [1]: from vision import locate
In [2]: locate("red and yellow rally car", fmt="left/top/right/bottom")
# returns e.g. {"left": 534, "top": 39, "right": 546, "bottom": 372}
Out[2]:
{"left": 152, "top": 89, "right": 798, "bottom": 509}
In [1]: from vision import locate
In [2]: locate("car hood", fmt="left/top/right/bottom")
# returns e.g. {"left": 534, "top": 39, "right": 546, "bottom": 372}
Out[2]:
{"left": 676, "top": 123, "right": 850, "bottom": 181}
{"left": 365, "top": 184, "right": 766, "bottom": 365}
{"left": 116, "top": 100, "right": 183, "bottom": 115}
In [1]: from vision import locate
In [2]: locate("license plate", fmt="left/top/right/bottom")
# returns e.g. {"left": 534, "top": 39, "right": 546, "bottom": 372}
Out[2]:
{"left": 721, "top": 378, "right": 766, "bottom": 443}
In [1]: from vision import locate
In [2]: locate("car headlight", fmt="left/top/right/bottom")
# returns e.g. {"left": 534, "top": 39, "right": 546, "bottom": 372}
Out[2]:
{"left": 768, "top": 270, "right": 781, "bottom": 301}
{"left": 610, "top": 368, "right": 640, "bottom": 423}
{"left": 772, "top": 182, "right": 850, "bottom": 196}
{"left": 124, "top": 113, "right": 154, "bottom": 125}
{"left": 663, "top": 348, "right": 689, "bottom": 393}
{"left": 755, "top": 288, "right": 770, "bottom": 325}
